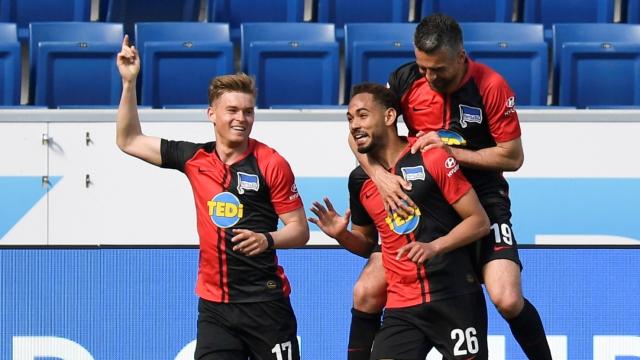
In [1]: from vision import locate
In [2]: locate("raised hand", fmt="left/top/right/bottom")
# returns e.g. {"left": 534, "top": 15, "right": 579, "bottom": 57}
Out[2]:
{"left": 308, "top": 197, "right": 350, "bottom": 239}
{"left": 116, "top": 35, "right": 140, "bottom": 82}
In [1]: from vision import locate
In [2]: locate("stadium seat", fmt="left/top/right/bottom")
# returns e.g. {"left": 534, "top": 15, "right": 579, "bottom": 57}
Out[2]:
{"left": 344, "top": 23, "right": 415, "bottom": 101}
{"left": 135, "top": 22, "right": 234, "bottom": 108}
{"left": 103, "top": 0, "right": 199, "bottom": 41}
{"left": 208, "top": 0, "right": 304, "bottom": 44}
{"left": 1, "top": 0, "right": 90, "bottom": 42}
{"left": 523, "top": 0, "right": 615, "bottom": 42}
{"left": 461, "top": 22, "right": 548, "bottom": 106}
{"left": 553, "top": 23, "right": 640, "bottom": 107}
{"left": 625, "top": 0, "right": 640, "bottom": 23}
{"left": 0, "top": 23, "right": 21, "bottom": 105}
{"left": 315, "top": 0, "right": 411, "bottom": 42}
{"left": 419, "top": 0, "right": 514, "bottom": 22}
{"left": 29, "top": 22, "right": 123, "bottom": 108}
{"left": 241, "top": 23, "right": 339, "bottom": 108}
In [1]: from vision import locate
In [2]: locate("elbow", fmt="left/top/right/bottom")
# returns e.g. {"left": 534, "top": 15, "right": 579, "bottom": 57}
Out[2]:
{"left": 506, "top": 152, "right": 524, "bottom": 171}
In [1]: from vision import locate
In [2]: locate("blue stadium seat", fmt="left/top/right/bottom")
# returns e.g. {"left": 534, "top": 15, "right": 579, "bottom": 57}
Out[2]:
{"left": 208, "top": 0, "right": 304, "bottom": 44}
{"left": 419, "top": 0, "right": 514, "bottom": 22}
{"left": 523, "top": 0, "right": 615, "bottom": 42}
{"left": 344, "top": 23, "right": 415, "bottom": 101}
{"left": 553, "top": 23, "right": 640, "bottom": 107}
{"left": 1, "top": 0, "right": 90, "bottom": 42}
{"left": 315, "top": 0, "right": 410, "bottom": 42}
{"left": 103, "top": 0, "right": 199, "bottom": 41}
{"left": 241, "top": 23, "right": 339, "bottom": 108}
{"left": 0, "top": 23, "right": 21, "bottom": 105}
{"left": 625, "top": 0, "right": 640, "bottom": 23}
{"left": 461, "top": 22, "right": 548, "bottom": 106}
{"left": 135, "top": 22, "right": 234, "bottom": 108}
{"left": 29, "top": 22, "right": 123, "bottom": 108}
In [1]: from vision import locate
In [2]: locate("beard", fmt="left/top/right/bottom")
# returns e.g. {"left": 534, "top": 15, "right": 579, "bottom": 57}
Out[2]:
{"left": 428, "top": 77, "right": 454, "bottom": 94}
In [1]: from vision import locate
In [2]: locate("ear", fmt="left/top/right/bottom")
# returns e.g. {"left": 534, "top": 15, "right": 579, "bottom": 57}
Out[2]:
{"left": 384, "top": 107, "right": 397, "bottom": 126}
{"left": 457, "top": 49, "right": 466, "bottom": 64}
{"left": 207, "top": 106, "right": 216, "bottom": 126}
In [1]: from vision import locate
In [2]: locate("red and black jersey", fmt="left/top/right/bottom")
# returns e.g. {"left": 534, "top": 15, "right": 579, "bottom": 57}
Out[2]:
{"left": 349, "top": 139, "right": 481, "bottom": 308}
{"left": 388, "top": 58, "right": 520, "bottom": 196}
{"left": 161, "top": 138, "right": 303, "bottom": 303}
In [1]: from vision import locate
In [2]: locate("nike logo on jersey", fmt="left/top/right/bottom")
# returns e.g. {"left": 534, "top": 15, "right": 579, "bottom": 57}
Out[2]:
{"left": 412, "top": 106, "right": 430, "bottom": 112}
{"left": 493, "top": 245, "right": 511, "bottom": 252}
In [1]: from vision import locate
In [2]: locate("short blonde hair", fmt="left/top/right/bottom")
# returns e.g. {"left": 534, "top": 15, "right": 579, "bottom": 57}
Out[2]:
{"left": 208, "top": 73, "right": 256, "bottom": 105}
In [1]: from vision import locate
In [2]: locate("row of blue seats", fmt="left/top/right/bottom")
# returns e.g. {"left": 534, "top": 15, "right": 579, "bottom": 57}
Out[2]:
{"left": 1, "top": 21, "right": 639, "bottom": 109}
{"left": 2, "top": 0, "right": 640, "bottom": 43}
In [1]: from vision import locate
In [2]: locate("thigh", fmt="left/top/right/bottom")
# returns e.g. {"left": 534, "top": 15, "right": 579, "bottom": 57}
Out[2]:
{"left": 423, "top": 292, "right": 488, "bottom": 360}
{"left": 371, "top": 307, "right": 432, "bottom": 360}
{"left": 477, "top": 200, "right": 521, "bottom": 273}
{"left": 238, "top": 298, "right": 300, "bottom": 360}
{"left": 195, "top": 299, "right": 247, "bottom": 360}
{"left": 353, "top": 252, "right": 386, "bottom": 310}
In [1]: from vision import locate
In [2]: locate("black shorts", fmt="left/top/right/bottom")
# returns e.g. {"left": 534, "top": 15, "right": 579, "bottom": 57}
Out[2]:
{"left": 371, "top": 291, "right": 488, "bottom": 360}
{"left": 473, "top": 194, "right": 522, "bottom": 273}
{"left": 195, "top": 297, "right": 300, "bottom": 360}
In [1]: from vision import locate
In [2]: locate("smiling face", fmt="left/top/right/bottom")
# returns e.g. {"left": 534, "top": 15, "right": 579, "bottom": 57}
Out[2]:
{"left": 347, "top": 92, "right": 391, "bottom": 154}
{"left": 208, "top": 91, "right": 255, "bottom": 148}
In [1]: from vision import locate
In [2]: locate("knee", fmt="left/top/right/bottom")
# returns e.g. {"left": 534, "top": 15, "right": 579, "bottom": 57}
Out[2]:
{"left": 490, "top": 287, "right": 524, "bottom": 319}
{"left": 353, "top": 277, "right": 386, "bottom": 313}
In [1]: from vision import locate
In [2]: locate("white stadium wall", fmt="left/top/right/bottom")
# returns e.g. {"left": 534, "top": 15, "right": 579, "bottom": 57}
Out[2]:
{"left": 0, "top": 109, "right": 639, "bottom": 359}
{"left": 1, "top": 108, "right": 639, "bottom": 246}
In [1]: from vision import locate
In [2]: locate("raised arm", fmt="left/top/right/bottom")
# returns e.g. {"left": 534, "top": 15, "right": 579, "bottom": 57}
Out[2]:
{"left": 308, "top": 197, "right": 378, "bottom": 257}
{"left": 115, "top": 35, "right": 162, "bottom": 166}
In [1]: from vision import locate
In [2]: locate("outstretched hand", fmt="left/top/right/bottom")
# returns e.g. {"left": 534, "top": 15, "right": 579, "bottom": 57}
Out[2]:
{"left": 308, "top": 197, "right": 350, "bottom": 239}
{"left": 116, "top": 35, "right": 140, "bottom": 82}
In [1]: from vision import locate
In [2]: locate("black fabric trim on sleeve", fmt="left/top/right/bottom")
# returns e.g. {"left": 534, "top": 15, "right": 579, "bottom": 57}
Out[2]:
{"left": 388, "top": 62, "right": 423, "bottom": 114}
{"left": 348, "top": 167, "right": 374, "bottom": 226}
{"left": 160, "top": 139, "right": 214, "bottom": 172}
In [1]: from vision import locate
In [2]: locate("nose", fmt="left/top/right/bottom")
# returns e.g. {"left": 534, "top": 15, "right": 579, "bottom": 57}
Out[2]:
{"left": 425, "top": 69, "right": 437, "bottom": 83}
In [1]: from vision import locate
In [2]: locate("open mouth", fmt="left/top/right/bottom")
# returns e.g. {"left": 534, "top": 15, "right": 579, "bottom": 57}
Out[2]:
{"left": 353, "top": 132, "right": 368, "bottom": 145}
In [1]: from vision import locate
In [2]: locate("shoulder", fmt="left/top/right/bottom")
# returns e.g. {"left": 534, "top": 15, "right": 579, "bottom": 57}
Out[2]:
{"left": 421, "top": 147, "right": 456, "bottom": 172}
{"left": 252, "top": 139, "right": 287, "bottom": 165}
{"left": 389, "top": 62, "right": 422, "bottom": 96}
{"left": 469, "top": 60, "right": 512, "bottom": 95}
{"left": 348, "top": 166, "right": 369, "bottom": 189}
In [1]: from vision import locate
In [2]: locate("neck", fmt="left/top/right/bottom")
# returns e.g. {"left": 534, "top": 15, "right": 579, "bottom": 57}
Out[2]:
{"left": 215, "top": 139, "right": 249, "bottom": 164}
{"left": 370, "top": 135, "right": 408, "bottom": 170}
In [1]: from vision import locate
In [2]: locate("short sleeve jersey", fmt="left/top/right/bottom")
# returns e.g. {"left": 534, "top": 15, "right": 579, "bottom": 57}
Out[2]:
{"left": 349, "top": 140, "right": 481, "bottom": 308}
{"left": 388, "top": 58, "right": 520, "bottom": 196}
{"left": 161, "top": 138, "right": 303, "bottom": 303}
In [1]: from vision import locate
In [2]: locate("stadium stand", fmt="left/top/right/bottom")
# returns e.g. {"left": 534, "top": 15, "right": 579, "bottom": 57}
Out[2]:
{"left": 553, "top": 23, "right": 640, "bottom": 107}
{"left": 523, "top": 0, "right": 615, "bottom": 43}
{"left": 625, "top": 0, "right": 640, "bottom": 23}
{"left": 419, "top": 0, "right": 514, "bottom": 22}
{"left": 241, "top": 22, "right": 339, "bottom": 108}
{"left": 315, "top": 0, "right": 411, "bottom": 42}
{"left": 135, "top": 22, "right": 233, "bottom": 108}
{"left": 208, "top": 0, "right": 304, "bottom": 44}
{"left": 461, "top": 22, "right": 548, "bottom": 106}
{"left": 2, "top": 0, "right": 90, "bottom": 42}
{"left": 29, "top": 22, "right": 123, "bottom": 108}
{"left": 344, "top": 23, "right": 415, "bottom": 101}
{"left": 0, "top": 23, "right": 21, "bottom": 105}
{"left": 102, "top": 0, "right": 199, "bottom": 41}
